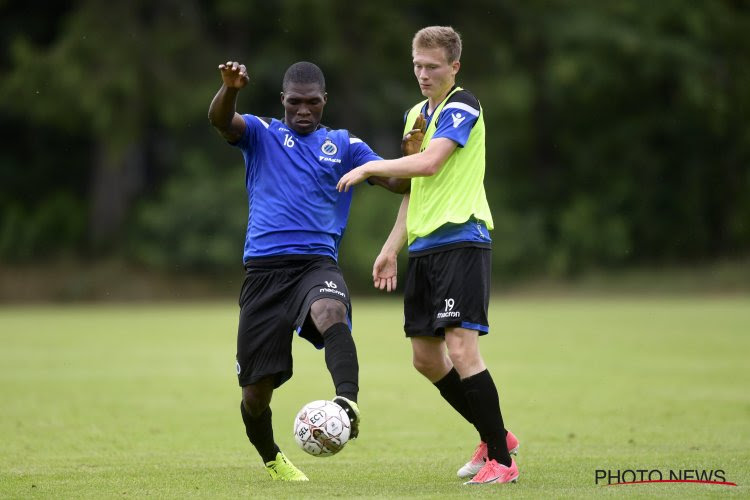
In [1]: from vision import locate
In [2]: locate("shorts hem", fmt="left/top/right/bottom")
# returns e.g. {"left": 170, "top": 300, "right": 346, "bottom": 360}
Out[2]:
{"left": 295, "top": 292, "right": 352, "bottom": 349}
{"left": 404, "top": 329, "right": 438, "bottom": 338}
{"left": 435, "top": 320, "right": 490, "bottom": 335}
{"left": 404, "top": 320, "right": 489, "bottom": 338}
{"left": 238, "top": 369, "right": 292, "bottom": 389}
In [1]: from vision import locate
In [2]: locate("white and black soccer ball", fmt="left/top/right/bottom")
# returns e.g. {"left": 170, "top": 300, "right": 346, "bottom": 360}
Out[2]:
{"left": 293, "top": 400, "right": 351, "bottom": 457}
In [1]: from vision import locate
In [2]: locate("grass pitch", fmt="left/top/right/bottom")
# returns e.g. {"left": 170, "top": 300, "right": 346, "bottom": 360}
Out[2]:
{"left": 1, "top": 297, "right": 749, "bottom": 498}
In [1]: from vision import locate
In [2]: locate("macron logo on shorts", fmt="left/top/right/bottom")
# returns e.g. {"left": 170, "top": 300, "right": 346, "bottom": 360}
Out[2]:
{"left": 436, "top": 297, "right": 461, "bottom": 319}
{"left": 437, "top": 310, "right": 461, "bottom": 318}
{"left": 319, "top": 280, "right": 346, "bottom": 298}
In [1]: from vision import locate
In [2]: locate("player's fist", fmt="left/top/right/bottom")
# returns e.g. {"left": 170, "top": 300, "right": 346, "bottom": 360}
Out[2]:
{"left": 218, "top": 61, "right": 249, "bottom": 89}
{"left": 401, "top": 113, "right": 426, "bottom": 156}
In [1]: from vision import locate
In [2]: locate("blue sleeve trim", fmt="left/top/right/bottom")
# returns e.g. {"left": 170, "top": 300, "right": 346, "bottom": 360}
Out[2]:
{"left": 461, "top": 321, "right": 489, "bottom": 333}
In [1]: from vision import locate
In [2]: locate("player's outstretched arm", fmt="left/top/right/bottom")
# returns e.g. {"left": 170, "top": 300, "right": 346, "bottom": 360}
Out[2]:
{"left": 373, "top": 194, "right": 409, "bottom": 292}
{"left": 208, "top": 61, "right": 249, "bottom": 143}
{"left": 337, "top": 138, "right": 457, "bottom": 192}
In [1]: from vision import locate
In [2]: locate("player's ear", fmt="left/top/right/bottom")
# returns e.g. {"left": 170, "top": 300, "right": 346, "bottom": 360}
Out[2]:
{"left": 280, "top": 91, "right": 285, "bottom": 104}
{"left": 323, "top": 92, "right": 328, "bottom": 104}
{"left": 451, "top": 60, "right": 460, "bottom": 75}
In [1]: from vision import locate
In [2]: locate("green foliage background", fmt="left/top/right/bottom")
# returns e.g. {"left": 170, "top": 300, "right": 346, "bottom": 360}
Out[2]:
{"left": 1, "top": 0, "right": 749, "bottom": 290}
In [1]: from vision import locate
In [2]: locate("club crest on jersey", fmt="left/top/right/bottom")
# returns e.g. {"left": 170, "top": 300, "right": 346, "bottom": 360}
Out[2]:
{"left": 321, "top": 139, "right": 338, "bottom": 156}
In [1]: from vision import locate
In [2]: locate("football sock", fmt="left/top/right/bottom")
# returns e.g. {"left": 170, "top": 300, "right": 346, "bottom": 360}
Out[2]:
{"left": 240, "top": 401, "right": 279, "bottom": 464}
{"left": 462, "top": 369, "right": 512, "bottom": 466}
{"left": 434, "top": 367, "right": 484, "bottom": 440}
{"left": 323, "top": 323, "right": 359, "bottom": 402}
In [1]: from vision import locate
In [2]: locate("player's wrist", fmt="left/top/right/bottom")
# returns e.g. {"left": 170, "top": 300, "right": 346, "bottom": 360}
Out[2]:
{"left": 223, "top": 84, "right": 242, "bottom": 93}
{"left": 360, "top": 164, "right": 374, "bottom": 177}
{"left": 378, "top": 247, "right": 398, "bottom": 259}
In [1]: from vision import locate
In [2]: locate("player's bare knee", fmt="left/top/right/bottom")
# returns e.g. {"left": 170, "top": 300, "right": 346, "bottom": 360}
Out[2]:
{"left": 412, "top": 353, "right": 444, "bottom": 379}
{"left": 448, "top": 346, "right": 486, "bottom": 378}
{"left": 311, "top": 299, "right": 347, "bottom": 334}
{"left": 412, "top": 355, "right": 427, "bottom": 375}
{"left": 447, "top": 348, "right": 468, "bottom": 371}
{"left": 412, "top": 359, "right": 434, "bottom": 377}
{"left": 448, "top": 346, "right": 481, "bottom": 371}
{"left": 446, "top": 330, "right": 479, "bottom": 358}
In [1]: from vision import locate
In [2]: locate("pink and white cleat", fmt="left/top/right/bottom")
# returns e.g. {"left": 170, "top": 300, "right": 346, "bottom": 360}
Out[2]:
{"left": 463, "top": 458, "right": 519, "bottom": 485}
{"left": 456, "top": 431, "right": 520, "bottom": 478}
{"left": 506, "top": 430, "right": 520, "bottom": 455}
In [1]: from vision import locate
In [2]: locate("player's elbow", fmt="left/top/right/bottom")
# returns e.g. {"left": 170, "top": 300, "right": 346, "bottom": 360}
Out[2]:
{"left": 208, "top": 112, "right": 226, "bottom": 131}
{"left": 208, "top": 115, "right": 238, "bottom": 142}
{"left": 418, "top": 158, "right": 441, "bottom": 177}
{"left": 207, "top": 107, "right": 230, "bottom": 130}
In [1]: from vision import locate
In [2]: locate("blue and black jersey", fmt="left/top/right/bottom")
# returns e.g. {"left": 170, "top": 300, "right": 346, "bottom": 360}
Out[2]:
{"left": 403, "top": 88, "right": 492, "bottom": 254}
{"left": 233, "top": 114, "right": 381, "bottom": 262}
{"left": 414, "top": 88, "right": 481, "bottom": 147}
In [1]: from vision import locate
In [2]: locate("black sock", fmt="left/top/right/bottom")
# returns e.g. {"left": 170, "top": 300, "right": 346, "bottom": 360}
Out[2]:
{"left": 240, "top": 402, "right": 279, "bottom": 464}
{"left": 323, "top": 323, "right": 359, "bottom": 401}
{"left": 462, "top": 370, "right": 512, "bottom": 466}
{"left": 434, "top": 367, "right": 484, "bottom": 440}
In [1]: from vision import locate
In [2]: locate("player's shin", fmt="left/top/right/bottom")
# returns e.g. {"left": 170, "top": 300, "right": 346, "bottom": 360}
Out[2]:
{"left": 434, "top": 367, "right": 484, "bottom": 439}
{"left": 461, "top": 370, "right": 512, "bottom": 466}
{"left": 322, "top": 323, "right": 359, "bottom": 401}
{"left": 240, "top": 402, "right": 280, "bottom": 463}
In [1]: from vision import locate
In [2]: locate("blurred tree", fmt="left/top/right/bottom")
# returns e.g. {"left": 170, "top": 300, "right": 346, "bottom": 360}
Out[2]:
{"left": 0, "top": 0, "right": 748, "bottom": 289}
{"left": 1, "top": 0, "right": 218, "bottom": 250}
{"left": 130, "top": 150, "right": 246, "bottom": 273}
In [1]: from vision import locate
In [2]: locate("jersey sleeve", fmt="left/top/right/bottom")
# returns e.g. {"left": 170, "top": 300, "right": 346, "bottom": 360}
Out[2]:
{"left": 433, "top": 90, "right": 480, "bottom": 148}
{"left": 348, "top": 134, "right": 382, "bottom": 167}
{"left": 232, "top": 114, "right": 269, "bottom": 151}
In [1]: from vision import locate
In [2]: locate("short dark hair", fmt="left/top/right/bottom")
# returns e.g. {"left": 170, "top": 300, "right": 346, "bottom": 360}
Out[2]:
{"left": 282, "top": 61, "right": 326, "bottom": 91}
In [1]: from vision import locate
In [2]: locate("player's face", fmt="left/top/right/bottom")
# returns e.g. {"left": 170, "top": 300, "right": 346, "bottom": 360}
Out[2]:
{"left": 281, "top": 83, "right": 327, "bottom": 134}
{"left": 412, "top": 47, "right": 460, "bottom": 101}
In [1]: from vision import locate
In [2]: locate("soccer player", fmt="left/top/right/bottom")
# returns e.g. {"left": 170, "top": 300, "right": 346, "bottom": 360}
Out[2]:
{"left": 337, "top": 26, "right": 520, "bottom": 485}
{"left": 208, "top": 60, "right": 407, "bottom": 481}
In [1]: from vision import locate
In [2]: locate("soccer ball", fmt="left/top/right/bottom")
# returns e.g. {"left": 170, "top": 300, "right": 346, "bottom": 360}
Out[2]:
{"left": 293, "top": 400, "right": 351, "bottom": 457}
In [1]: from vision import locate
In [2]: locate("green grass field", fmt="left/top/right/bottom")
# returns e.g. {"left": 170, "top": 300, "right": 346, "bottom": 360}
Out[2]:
{"left": 1, "top": 297, "right": 749, "bottom": 498}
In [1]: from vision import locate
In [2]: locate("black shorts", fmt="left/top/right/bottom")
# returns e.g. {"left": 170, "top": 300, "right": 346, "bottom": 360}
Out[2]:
{"left": 236, "top": 255, "right": 351, "bottom": 388}
{"left": 403, "top": 246, "right": 491, "bottom": 338}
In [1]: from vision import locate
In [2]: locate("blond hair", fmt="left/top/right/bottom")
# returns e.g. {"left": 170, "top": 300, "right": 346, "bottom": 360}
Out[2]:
{"left": 412, "top": 26, "right": 462, "bottom": 63}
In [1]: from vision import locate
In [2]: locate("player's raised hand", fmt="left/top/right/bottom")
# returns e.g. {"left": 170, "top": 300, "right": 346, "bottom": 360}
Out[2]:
{"left": 373, "top": 252, "right": 397, "bottom": 292}
{"left": 413, "top": 113, "right": 427, "bottom": 133}
{"left": 218, "top": 61, "right": 250, "bottom": 89}
{"left": 402, "top": 113, "right": 426, "bottom": 156}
